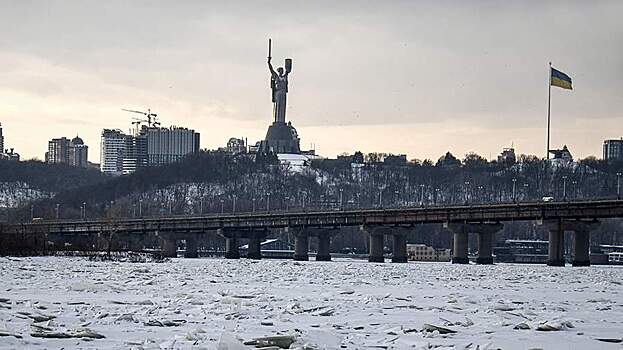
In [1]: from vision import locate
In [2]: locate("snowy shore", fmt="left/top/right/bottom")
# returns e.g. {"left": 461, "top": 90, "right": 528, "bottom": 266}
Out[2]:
{"left": 0, "top": 257, "right": 621, "bottom": 349}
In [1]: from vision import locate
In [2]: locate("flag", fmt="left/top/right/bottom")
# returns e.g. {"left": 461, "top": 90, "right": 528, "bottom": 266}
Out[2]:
{"left": 551, "top": 67, "right": 572, "bottom": 90}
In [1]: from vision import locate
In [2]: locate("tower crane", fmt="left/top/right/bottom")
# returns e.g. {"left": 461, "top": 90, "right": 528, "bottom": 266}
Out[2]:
{"left": 121, "top": 108, "right": 161, "bottom": 128}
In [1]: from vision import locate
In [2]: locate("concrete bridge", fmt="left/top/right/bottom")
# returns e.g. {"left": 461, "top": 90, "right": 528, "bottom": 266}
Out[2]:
{"left": 3, "top": 199, "right": 623, "bottom": 266}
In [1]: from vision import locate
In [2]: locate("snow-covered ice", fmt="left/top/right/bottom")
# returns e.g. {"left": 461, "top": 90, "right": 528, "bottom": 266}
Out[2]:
{"left": 0, "top": 257, "right": 622, "bottom": 349}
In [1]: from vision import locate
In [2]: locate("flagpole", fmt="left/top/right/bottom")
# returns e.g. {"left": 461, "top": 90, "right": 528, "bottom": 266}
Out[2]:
{"left": 546, "top": 62, "right": 552, "bottom": 160}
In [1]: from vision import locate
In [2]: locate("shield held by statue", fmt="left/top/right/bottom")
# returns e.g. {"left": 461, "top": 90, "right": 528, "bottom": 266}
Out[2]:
{"left": 285, "top": 58, "right": 292, "bottom": 73}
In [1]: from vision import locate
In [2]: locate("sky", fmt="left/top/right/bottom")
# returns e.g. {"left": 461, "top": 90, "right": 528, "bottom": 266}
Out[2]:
{"left": 1, "top": 0, "right": 622, "bottom": 163}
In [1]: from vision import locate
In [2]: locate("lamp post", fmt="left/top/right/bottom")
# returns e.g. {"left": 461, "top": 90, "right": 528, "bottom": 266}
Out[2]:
{"left": 266, "top": 193, "right": 271, "bottom": 212}
{"left": 55, "top": 203, "right": 60, "bottom": 220}
{"left": 139, "top": 199, "right": 143, "bottom": 217}
{"left": 523, "top": 183, "right": 529, "bottom": 201}
{"left": 394, "top": 190, "right": 399, "bottom": 208}
{"left": 30, "top": 205, "right": 34, "bottom": 221}
{"left": 232, "top": 195, "right": 237, "bottom": 213}
{"left": 339, "top": 189, "right": 343, "bottom": 210}
{"left": 512, "top": 178, "right": 517, "bottom": 203}
{"left": 285, "top": 196, "right": 290, "bottom": 211}
{"left": 562, "top": 175, "right": 568, "bottom": 201}
{"left": 200, "top": 199, "right": 203, "bottom": 214}
{"left": 419, "top": 184, "right": 425, "bottom": 206}
{"left": 464, "top": 181, "right": 470, "bottom": 204}
{"left": 434, "top": 188, "right": 440, "bottom": 205}
{"left": 572, "top": 180, "right": 577, "bottom": 200}
{"left": 378, "top": 188, "right": 383, "bottom": 208}
{"left": 82, "top": 202, "right": 86, "bottom": 219}
{"left": 252, "top": 198, "right": 256, "bottom": 212}
{"left": 617, "top": 173, "right": 621, "bottom": 199}
{"left": 220, "top": 199, "right": 224, "bottom": 214}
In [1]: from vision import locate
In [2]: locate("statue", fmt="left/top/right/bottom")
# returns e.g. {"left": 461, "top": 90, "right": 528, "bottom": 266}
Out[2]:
{"left": 267, "top": 39, "right": 292, "bottom": 124}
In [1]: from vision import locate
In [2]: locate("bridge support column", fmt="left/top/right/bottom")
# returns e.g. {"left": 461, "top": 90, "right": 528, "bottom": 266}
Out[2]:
{"left": 449, "top": 225, "right": 468, "bottom": 264}
{"left": 316, "top": 234, "right": 332, "bottom": 261}
{"left": 225, "top": 236, "right": 240, "bottom": 259}
{"left": 247, "top": 237, "right": 262, "bottom": 260}
{"left": 391, "top": 233, "right": 408, "bottom": 263}
{"left": 365, "top": 226, "right": 385, "bottom": 263}
{"left": 294, "top": 232, "right": 309, "bottom": 261}
{"left": 547, "top": 220, "right": 565, "bottom": 266}
{"left": 161, "top": 237, "right": 177, "bottom": 258}
{"left": 184, "top": 237, "right": 198, "bottom": 258}
{"left": 476, "top": 223, "right": 503, "bottom": 264}
{"left": 570, "top": 221, "right": 599, "bottom": 267}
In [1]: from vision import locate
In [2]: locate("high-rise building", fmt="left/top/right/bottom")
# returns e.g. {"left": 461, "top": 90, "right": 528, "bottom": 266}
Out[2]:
{"left": 143, "top": 126, "right": 200, "bottom": 166}
{"left": 603, "top": 138, "right": 623, "bottom": 162}
{"left": 45, "top": 137, "right": 71, "bottom": 164}
{"left": 69, "top": 136, "right": 89, "bottom": 168}
{"left": 100, "top": 125, "right": 200, "bottom": 175}
{"left": 45, "top": 136, "right": 89, "bottom": 167}
{"left": 100, "top": 129, "right": 128, "bottom": 175}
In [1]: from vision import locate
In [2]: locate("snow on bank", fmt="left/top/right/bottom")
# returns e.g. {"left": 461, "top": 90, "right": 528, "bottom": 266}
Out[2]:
{"left": 0, "top": 257, "right": 621, "bottom": 349}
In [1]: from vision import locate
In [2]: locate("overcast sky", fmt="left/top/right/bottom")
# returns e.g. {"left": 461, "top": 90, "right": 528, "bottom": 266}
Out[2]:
{"left": 1, "top": 0, "right": 622, "bottom": 162}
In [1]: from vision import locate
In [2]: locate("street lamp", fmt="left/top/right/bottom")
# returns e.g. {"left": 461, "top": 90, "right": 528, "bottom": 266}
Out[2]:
{"left": 139, "top": 199, "right": 143, "bottom": 217}
{"left": 220, "top": 199, "right": 224, "bottom": 214}
{"left": 30, "top": 205, "right": 34, "bottom": 221}
{"left": 512, "top": 178, "right": 517, "bottom": 203}
{"left": 285, "top": 196, "right": 290, "bottom": 211}
{"left": 339, "top": 189, "right": 343, "bottom": 210}
{"left": 617, "top": 173, "right": 621, "bottom": 199}
{"left": 523, "top": 183, "right": 529, "bottom": 201}
{"left": 378, "top": 188, "right": 383, "bottom": 208}
{"left": 232, "top": 195, "right": 237, "bottom": 213}
{"left": 55, "top": 203, "right": 60, "bottom": 220}
{"left": 252, "top": 198, "right": 256, "bottom": 212}
{"left": 266, "top": 193, "right": 271, "bottom": 212}
{"left": 419, "top": 184, "right": 425, "bottom": 206}
{"left": 562, "top": 175, "right": 568, "bottom": 201}
{"left": 464, "top": 181, "right": 470, "bottom": 204}
{"left": 82, "top": 202, "right": 86, "bottom": 219}
{"left": 394, "top": 190, "right": 399, "bottom": 208}
{"left": 434, "top": 188, "right": 440, "bottom": 205}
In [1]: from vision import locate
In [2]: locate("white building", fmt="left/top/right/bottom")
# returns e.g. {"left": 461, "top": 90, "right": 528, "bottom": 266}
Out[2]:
{"left": 100, "top": 129, "right": 127, "bottom": 175}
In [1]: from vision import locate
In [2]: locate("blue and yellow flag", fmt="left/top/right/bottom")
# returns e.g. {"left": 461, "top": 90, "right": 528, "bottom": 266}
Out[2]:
{"left": 551, "top": 67, "right": 572, "bottom": 90}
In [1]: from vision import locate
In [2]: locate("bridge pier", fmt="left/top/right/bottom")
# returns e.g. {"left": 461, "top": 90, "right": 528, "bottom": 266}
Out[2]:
{"left": 294, "top": 231, "right": 309, "bottom": 261}
{"left": 570, "top": 220, "right": 599, "bottom": 267}
{"left": 184, "top": 236, "right": 198, "bottom": 258}
{"left": 450, "top": 225, "right": 468, "bottom": 264}
{"left": 362, "top": 226, "right": 385, "bottom": 263}
{"left": 547, "top": 220, "right": 565, "bottom": 266}
{"left": 449, "top": 222, "right": 503, "bottom": 264}
{"left": 161, "top": 237, "right": 177, "bottom": 258}
{"left": 476, "top": 223, "right": 503, "bottom": 264}
{"left": 391, "top": 233, "right": 408, "bottom": 263}
{"left": 225, "top": 236, "right": 240, "bottom": 259}
{"left": 247, "top": 237, "right": 262, "bottom": 260}
{"left": 316, "top": 233, "right": 332, "bottom": 261}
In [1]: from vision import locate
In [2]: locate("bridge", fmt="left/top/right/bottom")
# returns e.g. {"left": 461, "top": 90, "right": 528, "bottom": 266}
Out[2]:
{"left": 2, "top": 199, "right": 623, "bottom": 266}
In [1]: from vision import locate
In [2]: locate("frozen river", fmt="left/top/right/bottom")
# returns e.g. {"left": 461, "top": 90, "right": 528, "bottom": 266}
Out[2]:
{"left": 0, "top": 256, "right": 621, "bottom": 349}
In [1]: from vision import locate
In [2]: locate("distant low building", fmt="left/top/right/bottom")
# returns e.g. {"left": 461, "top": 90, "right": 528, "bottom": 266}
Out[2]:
{"left": 384, "top": 154, "right": 407, "bottom": 165}
{"left": 497, "top": 147, "right": 516, "bottom": 165}
{"left": 0, "top": 123, "right": 20, "bottom": 161}
{"left": 549, "top": 145, "right": 573, "bottom": 161}
{"left": 603, "top": 138, "right": 623, "bottom": 162}
{"left": 407, "top": 244, "right": 451, "bottom": 262}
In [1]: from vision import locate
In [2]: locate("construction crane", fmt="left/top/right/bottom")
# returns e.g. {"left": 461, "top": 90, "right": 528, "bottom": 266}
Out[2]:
{"left": 121, "top": 108, "right": 161, "bottom": 128}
